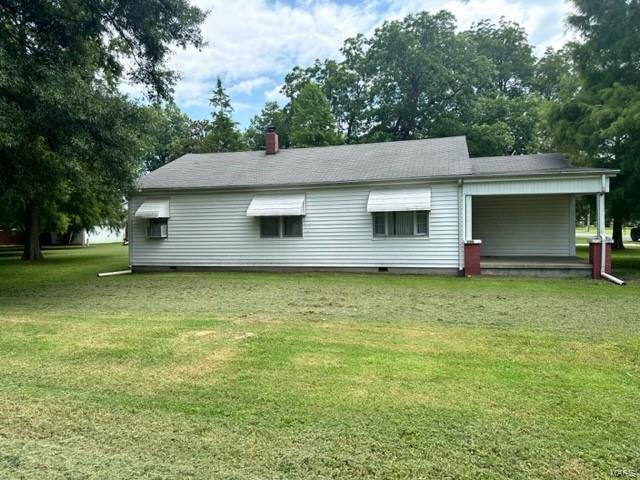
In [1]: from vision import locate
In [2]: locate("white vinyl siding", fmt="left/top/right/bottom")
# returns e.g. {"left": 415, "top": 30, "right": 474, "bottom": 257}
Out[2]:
{"left": 129, "top": 183, "right": 459, "bottom": 269}
{"left": 472, "top": 195, "right": 575, "bottom": 256}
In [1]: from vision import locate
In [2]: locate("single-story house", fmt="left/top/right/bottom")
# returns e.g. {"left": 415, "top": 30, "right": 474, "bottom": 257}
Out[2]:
{"left": 129, "top": 131, "right": 617, "bottom": 278}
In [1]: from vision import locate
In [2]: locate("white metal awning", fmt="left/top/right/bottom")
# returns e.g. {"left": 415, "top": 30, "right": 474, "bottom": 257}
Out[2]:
{"left": 246, "top": 194, "right": 306, "bottom": 217}
{"left": 367, "top": 188, "right": 431, "bottom": 212}
{"left": 134, "top": 199, "right": 170, "bottom": 218}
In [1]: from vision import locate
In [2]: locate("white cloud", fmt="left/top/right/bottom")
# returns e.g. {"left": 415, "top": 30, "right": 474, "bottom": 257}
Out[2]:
{"left": 233, "top": 101, "right": 259, "bottom": 112}
{"left": 167, "top": 0, "right": 381, "bottom": 107}
{"left": 382, "top": 0, "right": 574, "bottom": 52}
{"left": 162, "top": 0, "right": 575, "bottom": 118}
{"left": 264, "top": 84, "right": 287, "bottom": 104}
{"left": 228, "top": 76, "right": 272, "bottom": 94}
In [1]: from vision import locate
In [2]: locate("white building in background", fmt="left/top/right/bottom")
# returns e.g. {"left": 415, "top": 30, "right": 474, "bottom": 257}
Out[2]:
{"left": 49, "top": 226, "right": 124, "bottom": 245}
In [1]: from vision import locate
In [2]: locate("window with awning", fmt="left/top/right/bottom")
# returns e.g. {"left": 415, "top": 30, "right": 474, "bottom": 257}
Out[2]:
{"left": 246, "top": 194, "right": 306, "bottom": 217}
{"left": 368, "top": 188, "right": 430, "bottom": 237}
{"left": 372, "top": 211, "right": 429, "bottom": 237}
{"left": 134, "top": 199, "right": 170, "bottom": 218}
{"left": 366, "top": 188, "right": 431, "bottom": 212}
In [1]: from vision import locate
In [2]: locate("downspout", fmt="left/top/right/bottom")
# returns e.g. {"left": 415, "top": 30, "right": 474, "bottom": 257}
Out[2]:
{"left": 457, "top": 178, "right": 464, "bottom": 274}
{"left": 598, "top": 175, "right": 625, "bottom": 285}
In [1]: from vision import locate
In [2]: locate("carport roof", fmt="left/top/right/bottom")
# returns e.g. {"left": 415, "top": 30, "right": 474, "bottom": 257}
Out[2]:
{"left": 470, "top": 153, "right": 616, "bottom": 177}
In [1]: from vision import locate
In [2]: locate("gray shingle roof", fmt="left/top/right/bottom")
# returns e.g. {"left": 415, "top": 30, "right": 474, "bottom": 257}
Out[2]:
{"left": 471, "top": 153, "right": 568, "bottom": 174}
{"left": 139, "top": 136, "right": 615, "bottom": 191}
{"left": 470, "top": 153, "right": 617, "bottom": 177}
{"left": 140, "top": 136, "right": 469, "bottom": 190}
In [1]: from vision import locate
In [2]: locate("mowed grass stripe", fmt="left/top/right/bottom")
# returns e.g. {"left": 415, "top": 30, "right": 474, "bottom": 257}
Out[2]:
{"left": 0, "top": 244, "right": 638, "bottom": 479}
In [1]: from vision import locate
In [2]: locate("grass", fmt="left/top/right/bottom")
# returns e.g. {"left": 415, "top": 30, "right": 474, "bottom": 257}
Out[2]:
{"left": 575, "top": 226, "right": 631, "bottom": 236}
{"left": 0, "top": 244, "right": 639, "bottom": 479}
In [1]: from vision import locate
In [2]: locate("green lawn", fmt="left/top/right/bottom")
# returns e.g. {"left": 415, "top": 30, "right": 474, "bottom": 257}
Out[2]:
{"left": 1, "top": 245, "right": 639, "bottom": 479}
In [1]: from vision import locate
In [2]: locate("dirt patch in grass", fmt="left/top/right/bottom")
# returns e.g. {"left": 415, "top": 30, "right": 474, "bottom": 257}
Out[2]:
{"left": 167, "top": 346, "right": 238, "bottom": 381}
{"left": 180, "top": 329, "right": 221, "bottom": 339}
{"left": 294, "top": 352, "right": 343, "bottom": 368}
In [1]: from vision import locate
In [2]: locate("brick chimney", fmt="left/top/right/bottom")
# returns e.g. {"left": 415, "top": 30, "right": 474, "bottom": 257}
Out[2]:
{"left": 265, "top": 126, "right": 279, "bottom": 155}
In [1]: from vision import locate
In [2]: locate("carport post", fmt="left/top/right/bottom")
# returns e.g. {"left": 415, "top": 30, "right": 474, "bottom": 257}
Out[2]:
{"left": 464, "top": 194, "right": 473, "bottom": 241}
{"left": 597, "top": 192, "right": 605, "bottom": 238}
{"left": 590, "top": 191, "right": 612, "bottom": 279}
{"left": 463, "top": 194, "right": 482, "bottom": 276}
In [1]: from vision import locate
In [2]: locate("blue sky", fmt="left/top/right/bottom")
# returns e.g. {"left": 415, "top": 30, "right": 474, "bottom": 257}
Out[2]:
{"left": 133, "top": 0, "right": 574, "bottom": 128}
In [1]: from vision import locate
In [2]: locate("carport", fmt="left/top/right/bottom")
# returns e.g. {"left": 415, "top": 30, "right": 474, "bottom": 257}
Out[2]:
{"left": 461, "top": 168, "right": 617, "bottom": 278}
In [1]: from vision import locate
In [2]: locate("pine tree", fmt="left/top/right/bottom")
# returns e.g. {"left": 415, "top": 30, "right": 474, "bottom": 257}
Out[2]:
{"left": 289, "top": 84, "right": 343, "bottom": 148}
{"left": 196, "top": 78, "right": 247, "bottom": 153}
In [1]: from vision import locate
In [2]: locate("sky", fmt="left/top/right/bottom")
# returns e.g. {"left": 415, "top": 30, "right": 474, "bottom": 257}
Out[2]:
{"left": 135, "top": 0, "right": 575, "bottom": 128}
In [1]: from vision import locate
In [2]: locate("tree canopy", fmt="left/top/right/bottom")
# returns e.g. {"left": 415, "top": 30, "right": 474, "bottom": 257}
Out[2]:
{"left": 548, "top": 0, "right": 640, "bottom": 248}
{"left": 246, "top": 101, "right": 291, "bottom": 150}
{"left": 289, "top": 84, "right": 342, "bottom": 148}
{"left": 195, "top": 78, "right": 246, "bottom": 153}
{"left": 0, "top": 0, "right": 205, "bottom": 259}
{"left": 279, "top": 11, "right": 547, "bottom": 154}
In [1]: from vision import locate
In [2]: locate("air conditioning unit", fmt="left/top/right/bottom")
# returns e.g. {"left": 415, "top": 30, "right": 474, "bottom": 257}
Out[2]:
{"left": 147, "top": 220, "right": 168, "bottom": 239}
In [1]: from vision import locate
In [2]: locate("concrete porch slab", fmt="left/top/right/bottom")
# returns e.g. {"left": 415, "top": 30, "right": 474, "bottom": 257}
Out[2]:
{"left": 481, "top": 256, "right": 591, "bottom": 277}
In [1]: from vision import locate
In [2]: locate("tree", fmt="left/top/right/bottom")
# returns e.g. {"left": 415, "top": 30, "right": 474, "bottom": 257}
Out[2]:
{"left": 142, "top": 102, "right": 207, "bottom": 172}
{"left": 279, "top": 11, "right": 547, "bottom": 154}
{"left": 246, "top": 101, "right": 291, "bottom": 150}
{"left": 533, "top": 48, "right": 576, "bottom": 101}
{"left": 289, "top": 83, "right": 343, "bottom": 148}
{"left": 466, "top": 94, "right": 543, "bottom": 156}
{"left": 0, "top": 1, "right": 205, "bottom": 260}
{"left": 548, "top": 0, "right": 640, "bottom": 248}
{"left": 195, "top": 78, "right": 246, "bottom": 153}
{"left": 467, "top": 17, "right": 535, "bottom": 95}
{"left": 363, "top": 11, "right": 492, "bottom": 141}
{"left": 283, "top": 35, "right": 369, "bottom": 143}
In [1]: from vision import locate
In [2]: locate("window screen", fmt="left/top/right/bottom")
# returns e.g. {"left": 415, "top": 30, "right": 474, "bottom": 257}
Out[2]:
{"left": 393, "top": 212, "right": 414, "bottom": 236}
{"left": 372, "top": 211, "right": 429, "bottom": 237}
{"left": 260, "top": 216, "right": 303, "bottom": 238}
{"left": 283, "top": 216, "right": 303, "bottom": 237}
{"left": 373, "top": 212, "right": 386, "bottom": 235}
{"left": 415, "top": 211, "right": 429, "bottom": 235}
{"left": 260, "top": 217, "right": 280, "bottom": 237}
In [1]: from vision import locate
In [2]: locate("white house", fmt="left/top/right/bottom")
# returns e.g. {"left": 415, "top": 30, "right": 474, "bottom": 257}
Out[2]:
{"left": 47, "top": 226, "right": 124, "bottom": 245}
{"left": 129, "top": 132, "right": 617, "bottom": 278}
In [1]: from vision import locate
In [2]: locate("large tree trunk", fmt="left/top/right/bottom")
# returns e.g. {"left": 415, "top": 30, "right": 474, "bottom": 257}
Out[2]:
{"left": 22, "top": 202, "right": 44, "bottom": 260}
{"left": 612, "top": 216, "right": 625, "bottom": 250}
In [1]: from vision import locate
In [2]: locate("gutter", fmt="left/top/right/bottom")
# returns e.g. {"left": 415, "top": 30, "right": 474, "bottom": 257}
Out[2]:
{"left": 457, "top": 178, "right": 464, "bottom": 273}
{"left": 97, "top": 269, "right": 132, "bottom": 277}
{"left": 134, "top": 169, "right": 620, "bottom": 196}
{"left": 600, "top": 231, "right": 625, "bottom": 285}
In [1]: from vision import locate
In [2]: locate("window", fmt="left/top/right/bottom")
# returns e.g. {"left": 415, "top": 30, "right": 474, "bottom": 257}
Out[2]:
{"left": 283, "top": 216, "right": 303, "bottom": 237}
{"left": 373, "top": 212, "right": 386, "bottom": 235}
{"left": 260, "top": 216, "right": 303, "bottom": 238}
{"left": 372, "top": 211, "right": 429, "bottom": 237}
{"left": 260, "top": 217, "right": 280, "bottom": 237}
{"left": 147, "top": 218, "right": 168, "bottom": 239}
